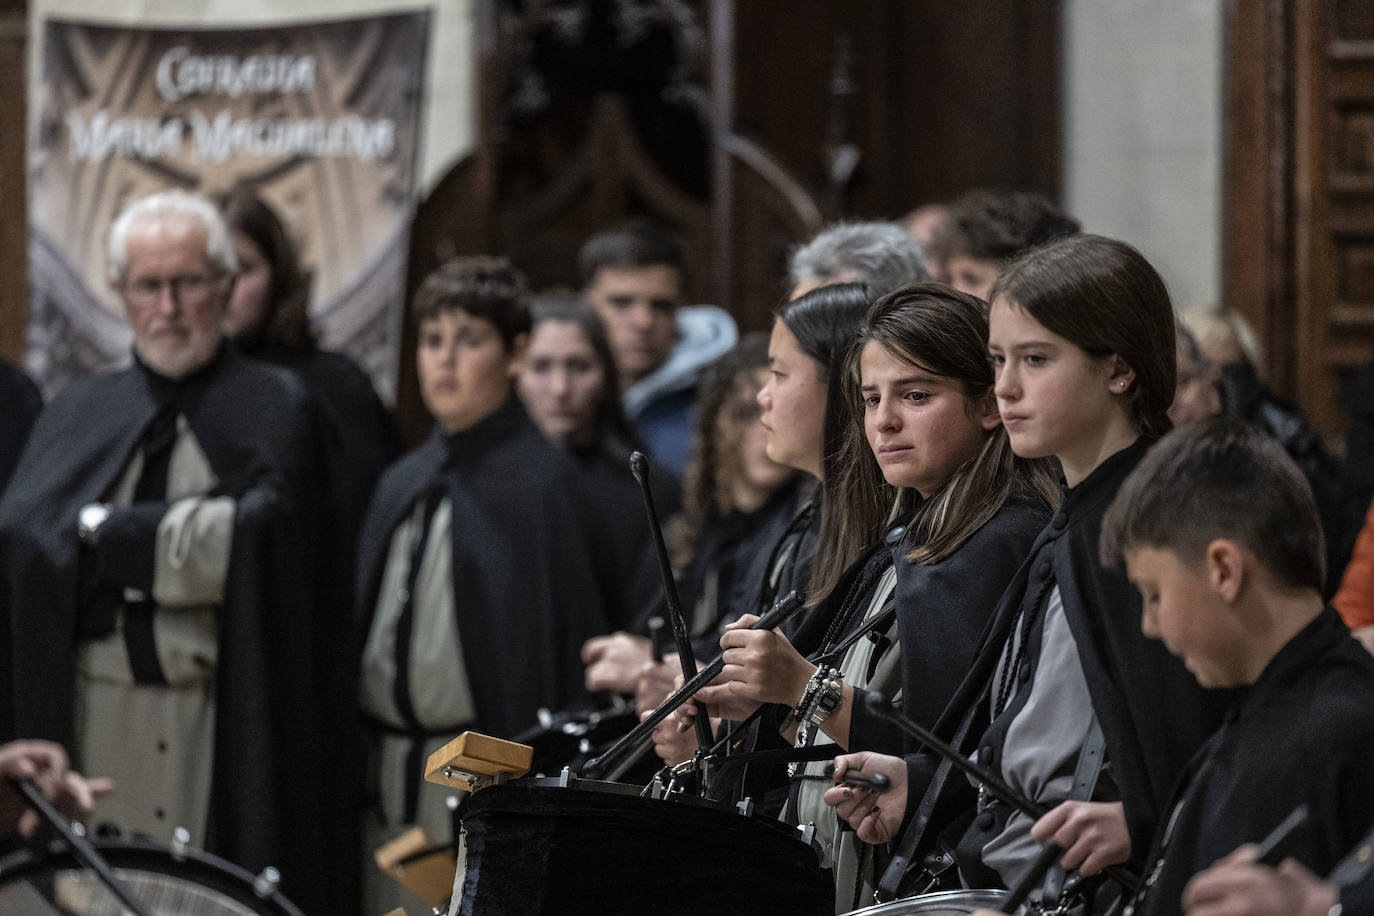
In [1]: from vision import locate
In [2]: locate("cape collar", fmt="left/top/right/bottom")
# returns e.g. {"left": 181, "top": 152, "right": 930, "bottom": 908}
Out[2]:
{"left": 436, "top": 395, "right": 530, "bottom": 464}
{"left": 1229, "top": 605, "right": 1347, "bottom": 723}
{"left": 132, "top": 342, "right": 231, "bottom": 409}
{"left": 1054, "top": 434, "right": 1156, "bottom": 524}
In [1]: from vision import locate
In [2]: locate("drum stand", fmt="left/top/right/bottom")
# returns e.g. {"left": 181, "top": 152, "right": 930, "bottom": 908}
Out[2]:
{"left": 13, "top": 777, "right": 153, "bottom": 916}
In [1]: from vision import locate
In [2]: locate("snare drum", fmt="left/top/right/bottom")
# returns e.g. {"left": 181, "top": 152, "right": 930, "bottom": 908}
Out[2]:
{"left": 455, "top": 779, "right": 833, "bottom": 915}
{"left": 0, "top": 837, "right": 306, "bottom": 915}
{"left": 842, "top": 889, "right": 1007, "bottom": 915}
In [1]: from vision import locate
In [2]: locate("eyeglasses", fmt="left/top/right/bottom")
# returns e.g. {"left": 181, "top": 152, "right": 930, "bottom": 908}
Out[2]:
{"left": 123, "top": 272, "right": 224, "bottom": 306}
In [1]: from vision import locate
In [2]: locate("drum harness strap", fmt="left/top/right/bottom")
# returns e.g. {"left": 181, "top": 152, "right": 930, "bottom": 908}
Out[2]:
{"left": 1040, "top": 718, "right": 1107, "bottom": 912}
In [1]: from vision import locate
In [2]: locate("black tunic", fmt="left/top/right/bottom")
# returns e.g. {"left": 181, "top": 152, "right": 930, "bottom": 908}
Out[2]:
{"left": 907, "top": 438, "right": 1229, "bottom": 883}
{"left": 355, "top": 397, "right": 629, "bottom": 741}
{"left": 0, "top": 347, "right": 349, "bottom": 915}
{"left": 1131, "top": 606, "right": 1374, "bottom": 916}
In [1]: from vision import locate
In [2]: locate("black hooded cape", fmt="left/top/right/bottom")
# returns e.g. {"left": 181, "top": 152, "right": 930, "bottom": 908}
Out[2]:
{"left": 0, "top": 348, "right": 350, "bottom": 915}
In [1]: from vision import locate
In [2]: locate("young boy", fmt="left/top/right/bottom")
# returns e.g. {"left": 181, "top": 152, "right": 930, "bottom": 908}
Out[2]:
{"left": 356, "top": 256, "right": 631, "bottom": 914}
{"left": 580, "top": 219, "right": 735, "bottom": 476}
{"left": 1096, "top": 416, "right": 1374, "bottom": 915}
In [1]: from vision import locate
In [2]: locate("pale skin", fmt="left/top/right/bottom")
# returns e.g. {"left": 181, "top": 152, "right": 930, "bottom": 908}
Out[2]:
{"left": 827, "top": 298, "right": 1150, "bottom": 869}
{"left": 1180, "top": 845, "right": 1339, "bottom": 916}
{"left": 0, "top": 741, "right": 111, "bottom": 838}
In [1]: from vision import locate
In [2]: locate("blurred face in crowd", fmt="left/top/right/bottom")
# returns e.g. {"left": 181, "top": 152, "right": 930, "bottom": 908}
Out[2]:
{"left": 518, "top": 319, "right": 606, "bottom": 447}
{"left": 944, "top": 254, "right": 1000, "bottom": 301}
{"left": 417, "top": 308, "right": 526, "bottom": 434}
{"left": 1169, "top": 340, "right": 1221, "bottom": 426}
{"left": 718, "top": 369, "right": 795, "bottom": 511}
{"left": 758, "top": 319, "right": 827, "bottom": 479}
{"left": 585, "top": 265, "right": 682, "bottom": 387}
{"left": 115, "top": 214, "right": 229, "bottom": 380}
{"left": 224, "top": 231, "right": 272, "bottom": 341}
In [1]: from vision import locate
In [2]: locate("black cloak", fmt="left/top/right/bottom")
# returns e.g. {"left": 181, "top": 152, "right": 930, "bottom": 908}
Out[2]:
{"left": 908, "top": 438, "right": 1231, "bottom": 879}
{"left": 0, "top": 359, "right": 41, "bottom": 497}
{"left": 355, "top": 397, "right": 629, "bottom": 741}
{"left": 0, "top": 347, "right": 350, "bottom": 915}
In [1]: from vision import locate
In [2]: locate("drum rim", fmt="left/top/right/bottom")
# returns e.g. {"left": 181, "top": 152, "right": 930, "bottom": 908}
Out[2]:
{"left": 840, "top": 888, "right": 1008, "bottom": 914}
{"left": 0, "top": 836, "right": 306, "bottom": 916}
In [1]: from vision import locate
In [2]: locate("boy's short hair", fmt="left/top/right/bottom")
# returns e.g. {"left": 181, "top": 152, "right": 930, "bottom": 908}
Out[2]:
{"left": 1100, "top": 416, "right": 1326, "bottom": 592}
{"left": 578, "top": 218, "right": 686, "bottom": 288}
{"left": 925, "top": 189, "right": 1080, "bottom": 266}
{"left": 412, "top": 255, "right": 530, "bottom": 350}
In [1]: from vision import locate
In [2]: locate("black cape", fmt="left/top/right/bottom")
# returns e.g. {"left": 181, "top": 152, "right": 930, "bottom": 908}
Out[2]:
{"left": 568, "top": 437, "right": 681, "bottom": 632}
{"left": 848, "top": 494, "right": 1049, "bottom": 757}
{"left": 0, "top": 359, "right": 41, "bottom": 498}
{"left": 909, "top": 438, "right": 1230, "bottom": 880}
{"left": 1133, "top": 606, "right": 1374, "bottom": 915}
{"left": 356, "top": 397, "right": 629, "bottom": 740}
{"left": 249, "top": 343, "right": 400, "bottom": 539}
{"left": 0, "top": 347, "right": 350, "bottom": 915}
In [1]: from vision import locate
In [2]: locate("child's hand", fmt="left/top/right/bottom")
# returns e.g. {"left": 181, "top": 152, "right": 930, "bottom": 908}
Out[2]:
{"left": 1181, "top": 844, "right": 1339, "bottom": 916}
{"left": 1031, "top": 800, "right": 1131, "bottom": 876}
{"left": 822, "top": 752, "right": 908, "bottom": 844}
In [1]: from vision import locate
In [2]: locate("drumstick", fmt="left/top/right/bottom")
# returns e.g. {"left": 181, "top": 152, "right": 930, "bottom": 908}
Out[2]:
{"left": 999, "top": 840, "right": 1064, "bottom": 913}
{"left": 14, "top": 777, "right": 154, "bottom": 916}
{"left": 859, "top": 692, "right": 1141, "bottom": 896}
{"left": 629, "top": 451, "right": 713, "bottom": 752}
{"left": 584, "top": 590, "right": 807, "bottom": 780}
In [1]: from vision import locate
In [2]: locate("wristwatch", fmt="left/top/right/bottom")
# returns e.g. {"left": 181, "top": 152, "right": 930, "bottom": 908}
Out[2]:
{"left": 78, "top": 502, "right": 112, "bottom": 545}
{"left": 806, "top": 668, "right": 844, "bottom": 728}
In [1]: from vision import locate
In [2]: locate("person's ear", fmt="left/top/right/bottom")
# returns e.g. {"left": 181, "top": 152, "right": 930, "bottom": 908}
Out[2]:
{"left": 1205, "top": 538, "right": 1245, "bottom": 603}
{"left": 507, "top": 333, "right": 530, "bottom": 378}
{"left": 1107, "top": 355, "right": 1137, "bottom": 396}
{"left": 975, "top": 390, "right": 1002, "bottom": 431}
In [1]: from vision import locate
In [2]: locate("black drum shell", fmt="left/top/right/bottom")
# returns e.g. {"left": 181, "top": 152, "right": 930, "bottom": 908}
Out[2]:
{"left": 457, "top": 784, "right": 833, "bottom": 915}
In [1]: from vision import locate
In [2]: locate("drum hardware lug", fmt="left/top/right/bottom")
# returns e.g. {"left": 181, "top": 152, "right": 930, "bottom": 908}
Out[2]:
{"left": 578, "top": 738, "right": 592, "bottom": 754}
{"left": 736, "top": 798, "right": 754, "bottom": 817}
{"left": 252, "top": 865, "right": 281, "bottom": 898}
{"left": 170, "top": 826, "right": 190, "bottom": 861}
{"left": 537, "top": 707, "right": 554, "bottom": 729}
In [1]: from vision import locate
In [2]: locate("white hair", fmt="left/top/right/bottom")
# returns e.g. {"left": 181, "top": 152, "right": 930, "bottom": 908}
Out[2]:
{"left": 107, "top": 190, "right": 237, "bottom": 280}
{"left": 788, "top": 221, "right": 930, "bottom": 298}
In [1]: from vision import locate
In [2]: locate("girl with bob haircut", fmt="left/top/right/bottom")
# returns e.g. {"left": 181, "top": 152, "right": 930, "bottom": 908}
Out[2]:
{"left": 688, "top": 284, "right": 1055, "bottom": 909}
{"left": 827, "top": 236, "right": 1229, "bottom": 912}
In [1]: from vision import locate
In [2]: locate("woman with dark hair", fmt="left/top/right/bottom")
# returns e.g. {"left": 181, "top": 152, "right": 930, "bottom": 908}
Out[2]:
{"left": 650, "top": 284, "right": 871, "bottom": 797}
{"left": 219, "top": 187, "right": 400, "bottom": 531}
{"left": 581, "top": 332, "right": 797, "bottom": 698}
{"left": 514, "top": 296, "right": 678, "bottom": 667}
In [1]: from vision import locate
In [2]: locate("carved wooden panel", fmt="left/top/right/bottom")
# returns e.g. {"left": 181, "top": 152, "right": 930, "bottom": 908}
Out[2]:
{"left": 0, "top": 13, "right": 26, "bottom": 365}
{"left": 1293, "top": 0, "right": 1374, "bottom": 434}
